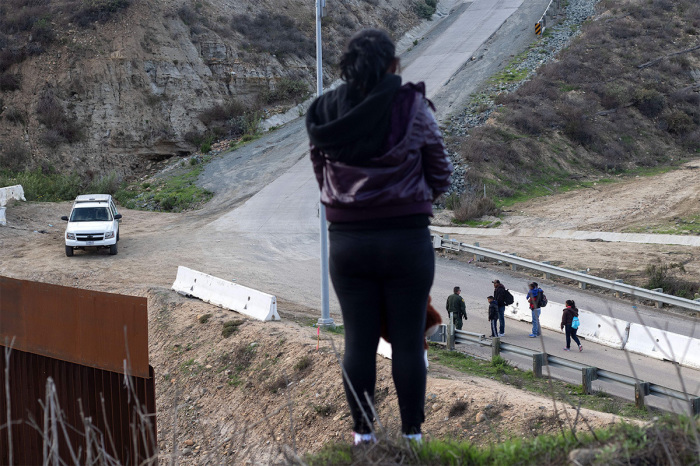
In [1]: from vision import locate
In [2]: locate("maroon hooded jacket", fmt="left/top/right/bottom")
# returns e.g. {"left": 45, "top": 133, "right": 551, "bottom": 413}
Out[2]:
{"left": 306, "top": 75, "right": 453, "bottom": 223}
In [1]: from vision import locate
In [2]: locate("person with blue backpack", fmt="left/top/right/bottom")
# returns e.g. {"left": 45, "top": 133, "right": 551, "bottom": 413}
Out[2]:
{"left": 526, "top": 282, "right": 546, "bottom": 337}
{"left": 560, "top": 299, "right": 583, "bottom": 352}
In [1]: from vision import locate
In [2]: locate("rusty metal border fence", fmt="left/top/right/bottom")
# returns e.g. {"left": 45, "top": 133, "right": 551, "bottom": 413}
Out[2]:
{"left": 0, "top": 276, "right": 157, "bottom": 464}
{"left": 0, "top": 349, "right": 157, "bottom": 464}
{"left": 442, "top": 325, "right": 700, "bottom": 415}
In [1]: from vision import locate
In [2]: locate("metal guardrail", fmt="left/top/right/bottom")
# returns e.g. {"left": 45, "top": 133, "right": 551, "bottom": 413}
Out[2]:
{"left": 435, "top": 235, "right": 700, "bottom": 313}
{"left": 441, "top": 324, "right": 700, "bottom": 415}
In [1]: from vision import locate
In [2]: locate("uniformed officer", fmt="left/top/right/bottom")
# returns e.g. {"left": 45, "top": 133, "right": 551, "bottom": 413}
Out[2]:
{"left": 446, "top": 286, "right": 467, "bottom": 330}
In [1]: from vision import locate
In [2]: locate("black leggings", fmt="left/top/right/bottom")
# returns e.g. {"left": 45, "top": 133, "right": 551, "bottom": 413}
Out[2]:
{"left": 329, "top": 227, "right": 434, "bottom": 435}
{"left": 565, "top": 325, "right": 581, "bottom": 349}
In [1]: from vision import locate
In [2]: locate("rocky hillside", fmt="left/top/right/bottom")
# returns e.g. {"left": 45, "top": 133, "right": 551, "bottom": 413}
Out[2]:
{"left": 0, "top": 0, "right": 424, "bottom": 180}
{"left": 444, "top": 0, "right": 699, "bottom": 219}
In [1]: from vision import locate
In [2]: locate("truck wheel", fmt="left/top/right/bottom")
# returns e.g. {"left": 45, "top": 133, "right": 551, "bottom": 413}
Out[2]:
{"left": 109, "top": 243, "right": 118, "bottom": 255}
{"left": 65, "top": 246, "right": 74, "bottom": 257}
{"left": 117, "top": 229, "right": 120, "bottom": 241}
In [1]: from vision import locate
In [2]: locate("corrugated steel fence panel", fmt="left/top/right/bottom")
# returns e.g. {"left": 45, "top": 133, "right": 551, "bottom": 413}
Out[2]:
{"left": 0, "top": 276, "right": 149, "bottom": 378}
{"left": 0, "top": 349, "right": 157, "bottom": 464}
{"left": 0, "top": 276, "right": 157, "bottom": 464}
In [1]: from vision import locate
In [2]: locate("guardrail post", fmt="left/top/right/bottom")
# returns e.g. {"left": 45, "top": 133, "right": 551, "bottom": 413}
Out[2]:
{"left": 651, "top": 288, "right": 663, "bottom": 308}
{"left": 691, "top": 397, "right": 700, "bottom": 416}
{"left": 492, "top": 337, "right": 501, "bottom": 359}
{"left": 582, "top": 367, "right": 597, "bottom": 395}
{"left": 614, "top": 279, "right": 624, "bottom": 298}
{"left": 577, "top": 271, "right": 588, "bottom": 289}
{"left": 542, "top": 261, "right": 551, "bottom": 280}
{"left": 446, "top": 316, "right": 455, "bottom": 351}
{"left": 511, "top": 253, "right": 518, "bottom": 271}
{"left": 635, "top": 382, "right": 650, "bottom": 409}
{"left": 473, "top": 242, "right": 483, "bottom": 262}
{"left": 533, "top": 353, "right": 545, "bottom": 378}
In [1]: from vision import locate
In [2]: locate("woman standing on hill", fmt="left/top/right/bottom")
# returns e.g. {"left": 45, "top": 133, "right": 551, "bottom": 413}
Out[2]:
{"left": 561, "top": 299, "right": 583, "bottom": 352}
{"left": 305, "top": 28, "right": 453, "bottom": 444}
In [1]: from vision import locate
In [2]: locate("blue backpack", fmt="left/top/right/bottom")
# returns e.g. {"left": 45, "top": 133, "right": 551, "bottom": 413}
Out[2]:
{"left": 571, "top": 316, "right": 580, "bottom": 329}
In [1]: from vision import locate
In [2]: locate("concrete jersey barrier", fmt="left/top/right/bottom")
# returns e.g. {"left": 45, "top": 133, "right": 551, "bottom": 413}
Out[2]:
{"left": 172, "top": 266, "right": 279, "bottom": 321}
{"left": 0, "top": 185, "right": 26, "bottom": 226}
{"left": 505, "top": 291, "right": 532, "bottom": 322}
{"left": 576, "top": 310, "right": 629, "bottom": 349}
{"left": 625, "top": 323, "right": 700, "bottom": 369}
{"left": 505, "top": 293, "right": 630, "bottom": 348}
{"left": 0, "top": 185, "right": 26, "bottom": 207}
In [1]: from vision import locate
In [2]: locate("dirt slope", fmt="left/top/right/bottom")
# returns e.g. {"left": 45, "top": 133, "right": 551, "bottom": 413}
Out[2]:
{"left": 148, "top": 290, "right": 624, "bottom": 463}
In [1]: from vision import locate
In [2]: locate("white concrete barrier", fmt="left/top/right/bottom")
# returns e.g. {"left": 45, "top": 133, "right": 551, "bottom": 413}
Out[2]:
{"left": 172, "top": 266, "right": 279, "bottom": 321}
{"left": 538, "top": 301, "right": 566, "bottom": 334}
{"left": 0, "top": 184, "right": 26, "bottom": 206}
{"left": 576, "top": 310, "right": 629, "bottom": 349}
{"left": 0, "top": 184, "right": 26, "bottom": 226}
{"left": 625, "top": 324, "right": 700, "bottom": 369}
{"left": 505, "top": 291, "right": 532, "bottom": 322}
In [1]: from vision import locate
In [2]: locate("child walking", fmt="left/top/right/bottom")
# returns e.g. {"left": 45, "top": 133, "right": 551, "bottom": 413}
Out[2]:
{"left": 488, "top": 296, "right": 498, "bottom": 338}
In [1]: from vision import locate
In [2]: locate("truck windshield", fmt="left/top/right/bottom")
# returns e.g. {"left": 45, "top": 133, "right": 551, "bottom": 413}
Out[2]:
{"left": 69, "top": 207, "right": 111, "bottom": 222}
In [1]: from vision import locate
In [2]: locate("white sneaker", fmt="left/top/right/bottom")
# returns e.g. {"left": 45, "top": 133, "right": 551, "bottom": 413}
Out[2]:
{"left": 353, "top": 432, "right": 377, "bottom": 445}
{"left": 498, "top": 333, "right": 505, "bottom": 337}
{"left": 402, "top": 433, "right": 422, "bottom": 443}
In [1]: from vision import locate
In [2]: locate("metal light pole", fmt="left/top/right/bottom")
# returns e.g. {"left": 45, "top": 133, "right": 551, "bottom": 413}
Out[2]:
{"left": 316, "top": 0, "right": 334, "bottom": 328}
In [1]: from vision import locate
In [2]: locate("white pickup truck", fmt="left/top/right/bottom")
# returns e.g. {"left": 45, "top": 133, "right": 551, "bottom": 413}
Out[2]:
{"left": 61, "top": 194, "right": 122, "bottom": 257}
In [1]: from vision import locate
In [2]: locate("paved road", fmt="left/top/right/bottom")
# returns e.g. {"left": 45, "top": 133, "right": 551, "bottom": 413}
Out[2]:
{"left": 195, "top": 0, "right": 700, "bottom": 409}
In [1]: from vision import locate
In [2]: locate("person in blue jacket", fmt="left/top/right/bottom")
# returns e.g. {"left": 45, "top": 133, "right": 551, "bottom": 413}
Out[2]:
{"left": 526, "top": 282, "right": 544, "bottom": 337}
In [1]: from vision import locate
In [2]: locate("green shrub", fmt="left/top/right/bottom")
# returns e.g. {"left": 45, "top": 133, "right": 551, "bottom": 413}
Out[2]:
{"left": 634, "top": 88, "right": 666, "bottom": 118}
{"left": 232, "top": 12, "right": 314, "bottom": 58}
{"left": 0, "top": 169, "right": 82, "bottom": 202}
{"left": 85, "top": 172, "right": 121, "bottom": 194}
{"left": 294, "top": 355, "right": 312, "bottom": 372}
{"left": 0, "top": 73, "right": 21, "bottom": 91}
{"left": 72, "top": 0, "right": 131, "bottom": 27}
{"left": 259, "top": 78, "right": 310, "bottom": 105}
{"left": 35, "top": 88, "right": 83, "bottom": 144}
{"left": 0, "top": 139, "right": 30, "bottom": 172}
{"left": 222, "top": 319, "right": 244, "bottom": 338}
{"left": 415, "top": 1, "right": 436, "bottom": 19}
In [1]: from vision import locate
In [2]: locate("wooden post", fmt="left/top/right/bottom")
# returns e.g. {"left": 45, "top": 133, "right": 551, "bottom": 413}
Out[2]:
{"left": 582, "top": 367, "right": 597, "bottom": 395}
{"left": 635, "top": 382, "right": 650, "bottom": 409}
{"left": 533, "top": 353, "right": 545, "bottom": 378}
{"left": 492, "top": 337, "right": 501, "bottom": 360}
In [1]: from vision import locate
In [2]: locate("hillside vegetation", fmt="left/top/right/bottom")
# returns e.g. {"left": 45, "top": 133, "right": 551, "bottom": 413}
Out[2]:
{"left": 447, "top": 0, "right": 699, "bottom": 216}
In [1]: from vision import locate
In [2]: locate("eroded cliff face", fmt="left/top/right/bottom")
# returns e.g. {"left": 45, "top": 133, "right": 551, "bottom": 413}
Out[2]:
{"left": 0, "top": 0, "right": 421, "bottom": 179}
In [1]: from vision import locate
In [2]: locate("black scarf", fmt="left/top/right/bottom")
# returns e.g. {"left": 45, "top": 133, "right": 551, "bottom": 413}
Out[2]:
{"left": 305, "top": 74, "right": 402, "bottom": 165}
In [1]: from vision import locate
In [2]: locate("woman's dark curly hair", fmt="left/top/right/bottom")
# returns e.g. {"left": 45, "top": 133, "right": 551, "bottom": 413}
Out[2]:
{"left": 339, "top": 28, "right": 396, "bottom": 98}
{"left": 566, "top": 299, "right": 577, "bottom": 309}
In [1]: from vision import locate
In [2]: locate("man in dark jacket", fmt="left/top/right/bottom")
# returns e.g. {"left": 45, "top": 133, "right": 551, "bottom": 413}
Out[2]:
{"left": 446, "top": 286, "right": 467, "bottom": 330}
{"left": 492, "top": 279, "right": 507, "bottom": 336}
